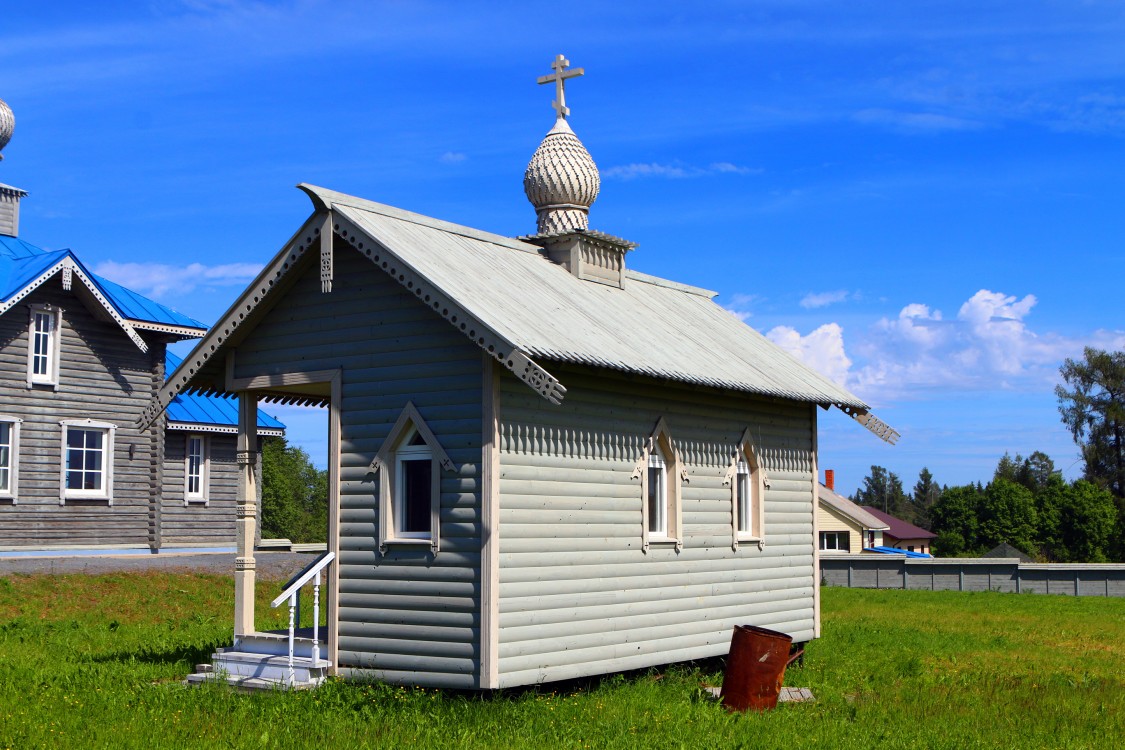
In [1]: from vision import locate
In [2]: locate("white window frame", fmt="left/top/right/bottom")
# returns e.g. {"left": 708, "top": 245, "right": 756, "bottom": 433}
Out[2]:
{"left": 59, "top": 420, "right": 116, "bottom": 504}
{"left": 184, "top": 434, "right": 209, "bottom": 505}
{"left": 724, "top": 428, "right": 768, "bottom": 550}
{"left": 27, "top": 304, "right": 62, "bottom": 388}
{"left": 393, "top": 432, "right": 434, "bottom": 540}
{"left": 633, "top": 417, "right": 683, "bottom": 552}
{"left": 0, "top": 416, "right": 21, "bottom": 502}
{"left": 647, "top": 448, "right": 669, "bottom": 538}
{"left": 369, "top": 402, "right": 454, "bottom": 555}
{"left": 820, "top": 530, "right": 850, "bottom": 552}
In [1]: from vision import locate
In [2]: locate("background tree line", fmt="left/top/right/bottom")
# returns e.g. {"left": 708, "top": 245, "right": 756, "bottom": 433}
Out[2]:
{"left": 850, "top": 347, "right": 1125, "bottom": 563}
{"left": 259, "top": 436, "right": 328, "bottom": 543}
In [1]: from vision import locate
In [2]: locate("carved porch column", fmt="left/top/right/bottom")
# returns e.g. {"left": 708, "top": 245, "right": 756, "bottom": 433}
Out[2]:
{"left": 234, "top": 391, "right": 258, "bottom": 639}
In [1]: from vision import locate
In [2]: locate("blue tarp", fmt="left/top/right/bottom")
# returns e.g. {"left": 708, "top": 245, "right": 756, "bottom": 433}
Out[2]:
{"left": 864, "top": 545, "right": 932, "bottom": 559}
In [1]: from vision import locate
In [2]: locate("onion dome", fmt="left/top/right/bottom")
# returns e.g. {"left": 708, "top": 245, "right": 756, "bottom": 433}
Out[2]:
{"left": 523, "top": 117, "right": 601, "bottom": 234}
{"left": 0, "top": 97, "right": 13, "bottom": 160}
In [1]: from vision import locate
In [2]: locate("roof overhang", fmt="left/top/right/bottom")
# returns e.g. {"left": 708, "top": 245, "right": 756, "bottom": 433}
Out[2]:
{"left": 0, "top": 254, "right": 148, "bottom": 352}
{"left": 167, "top": 420, "right": 284, "bottom": 437}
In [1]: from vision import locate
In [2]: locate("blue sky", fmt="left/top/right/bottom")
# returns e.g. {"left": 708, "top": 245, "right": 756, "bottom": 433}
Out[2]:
{"left": 3, "top": 1, "right": 1124, "bottom": 496}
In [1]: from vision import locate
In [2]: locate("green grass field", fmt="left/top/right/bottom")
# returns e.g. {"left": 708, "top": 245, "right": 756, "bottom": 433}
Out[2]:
{"left": 0, "top": 573, "right": 1122, "bottom": 749}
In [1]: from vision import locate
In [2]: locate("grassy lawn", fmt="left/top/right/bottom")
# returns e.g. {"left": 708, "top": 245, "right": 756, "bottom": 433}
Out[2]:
{"left": 0, "top": 574, "right": 1122, "bottom": 749}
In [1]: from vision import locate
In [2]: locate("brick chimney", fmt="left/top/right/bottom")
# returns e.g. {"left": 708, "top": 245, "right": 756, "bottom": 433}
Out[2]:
{"left": 825, "top": 469, "right": 835, "bottom": 491}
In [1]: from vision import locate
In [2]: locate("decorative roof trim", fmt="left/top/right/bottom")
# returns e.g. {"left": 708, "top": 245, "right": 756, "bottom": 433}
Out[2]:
{"left": 331, "top": 209, "right": 567, "bottom": 405}
{"left": 0, "top": 255, "right": 148, "bottom": 352}
{"left": 137, "top": 214, "right": 325, "bottom": 429}
{"left": 129, "top": 320, "right": 206, "bottom": 338}
{"left": 836, "top": 403, "right": 900, "bottom": 445}
{"left": 166, "top": 421, "right": 284, "bottom": 437}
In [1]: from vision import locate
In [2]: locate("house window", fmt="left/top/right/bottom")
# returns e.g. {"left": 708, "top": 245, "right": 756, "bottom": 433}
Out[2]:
{"left": 0, "top": 417, "right": 20, "bottom": 501}
{"left": 726, "top": 429, "right": 765, "bottom": 548}
{"left": 636, "top": 417, "right": 682, "bottom": 551}
{"left": 28, "top": 305, "right": 61, "bottom": 387}
{"left": 820, "top": 531, "right": 850, "bottom": 551}
{"left": 371, "top": 402, "right": 453, "bottom": 554}
{"left": 185, "top": 435, "right": 208, "bottom": 503}
{"left": 647, "top": 447, "right": 668, "bottom": 537}
{"left": 394, "top": 431, "right": 432, "bottom": 537}
{"left": 60, "top": 420, "right": 115, "bottom": 503}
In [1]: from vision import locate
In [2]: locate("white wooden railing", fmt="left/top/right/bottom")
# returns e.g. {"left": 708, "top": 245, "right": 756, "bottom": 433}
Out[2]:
{"left": 270, "top": 550, "right": 335, "bottom": 685}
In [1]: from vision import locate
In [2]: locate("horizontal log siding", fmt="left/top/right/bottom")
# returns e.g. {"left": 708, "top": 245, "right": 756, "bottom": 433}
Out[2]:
{"left": 160, "top": 433, "right": 239, "bottom": 546}
{"left": 496, "top": 365, "right": 816, "bottom": 687}
{"left": 0, "top": 282, "right": 162, "bottom": 549}
{"left": 233, "top": 246, "right": 483, "bottom": 688}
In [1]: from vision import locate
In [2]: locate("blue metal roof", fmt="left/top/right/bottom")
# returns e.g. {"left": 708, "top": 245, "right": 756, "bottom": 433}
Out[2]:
{"left": 1, "top": 248, "right": 69, "bottom": 303}
{"left": 165, "top": 352, "right": 285, "bottom": 432}
{"left": 90, "top": 272, "right": 206, "bottom": 330}
{"left": 0, "top": 235, "right": 206, "bottom": 331}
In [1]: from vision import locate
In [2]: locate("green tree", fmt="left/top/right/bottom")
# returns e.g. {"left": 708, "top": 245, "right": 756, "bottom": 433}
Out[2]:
{"left": 929, "top": 484, "right": 982, "bottom": 554}
{"left": 1056, "top": 348, "right": 1125, "bottom": 499}
{"left": 978, "top": 479, "right": 1037, "bottom": 556}
{"left": 854, "top": 465, "right": 909, "bottom": 516}
{"left": 260, "top": 436, "right": 328, "bottom": 543}
{"left": 1057, "top": 480, "right": 1117, "bottom": 563}
{"left": 911, "top": 467, "right": 941, "bottom": 529}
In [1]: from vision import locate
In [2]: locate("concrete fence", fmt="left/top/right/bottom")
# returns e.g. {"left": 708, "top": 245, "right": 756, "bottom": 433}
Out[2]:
{"left": 819, "top": 555, "right": 1125, "bottom": 597}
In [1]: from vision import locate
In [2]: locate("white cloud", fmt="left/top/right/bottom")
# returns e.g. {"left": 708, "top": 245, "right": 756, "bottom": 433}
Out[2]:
{"left": 721, "top": 293, "right": 761, "bottom": 322}
{"left": 767, "top": 323, "right": 852, "bottom": 388}
{"left": 851, "top": 289, "right": 1125, "bottom": 398}
{"left": 603, "top": 162, "right": 762, "bottom": 181}
{"left": 439, "top": 151, "right": 466, "bottom": 163}
{"left": 94, "top": 260, "right": 262, "bottom": 299}
{"left": 853, "top": 108, "right": 985, "bottom": 133}
{"left": 800, "top": 290, "right": 851, "bottom": 309}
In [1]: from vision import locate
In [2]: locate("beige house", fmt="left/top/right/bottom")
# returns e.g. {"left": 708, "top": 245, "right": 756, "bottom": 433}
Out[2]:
{"left": 817, "top": 475, "right": 888, "bottom": 554}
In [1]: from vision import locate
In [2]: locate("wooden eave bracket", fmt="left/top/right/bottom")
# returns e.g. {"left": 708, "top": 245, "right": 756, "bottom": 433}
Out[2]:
{"left": 368, "top": 401, "right": 455, "bottom": 474}
{"left": 836, "top": 403, "right": 900, "bottom": 445}
{"left": 330, "top": 210, "right": 568, "bottom": 405}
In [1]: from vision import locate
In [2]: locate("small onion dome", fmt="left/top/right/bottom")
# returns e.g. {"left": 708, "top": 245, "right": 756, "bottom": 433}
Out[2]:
{"left": 0, "top": 97, "right": 13, "bottom": 160}
{"left": 523, "top": 117, "right": 600, "bottom": 234}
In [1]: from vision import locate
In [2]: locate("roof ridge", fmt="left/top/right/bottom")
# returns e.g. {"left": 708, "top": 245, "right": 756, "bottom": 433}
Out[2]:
{"left": 298, "top": 183, "right": 542, "bottom": 255}
{"left": 624, "top": 269, "right": 717, "bottom": 299}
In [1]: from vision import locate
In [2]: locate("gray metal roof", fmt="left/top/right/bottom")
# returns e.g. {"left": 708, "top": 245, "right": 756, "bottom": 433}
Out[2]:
{"left": 321, "top": 186, "right": 868, "bottom": 410}
{"left": 818, "top": 484, "right": 890, "bottom": 530}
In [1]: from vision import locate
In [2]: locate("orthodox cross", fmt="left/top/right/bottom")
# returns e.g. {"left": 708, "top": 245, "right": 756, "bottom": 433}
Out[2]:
{"left": 537, "top": 54, "right": 584, "bottom": 119}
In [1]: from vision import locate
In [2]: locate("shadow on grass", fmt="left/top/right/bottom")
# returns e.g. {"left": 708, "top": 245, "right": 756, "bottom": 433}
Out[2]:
{"left": 82, "top": 639, "right": 226, "bottom": 668}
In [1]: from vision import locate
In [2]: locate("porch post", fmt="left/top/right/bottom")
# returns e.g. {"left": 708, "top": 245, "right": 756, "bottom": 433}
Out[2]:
{"left": 234, "top": 390, "right": 258, "bottom": 638}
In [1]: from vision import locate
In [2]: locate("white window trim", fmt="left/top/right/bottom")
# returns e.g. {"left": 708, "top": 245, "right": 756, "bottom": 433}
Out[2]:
{"left": 59, "top": 419, "right": 116, "bottom": 504}
{"left": 632, "top": 417, "right": 684, "bottom": 552}
{"left": 27, "top": 304, "right": 62, "bottom": 389}
{"left": 723, "top": 428, "right": 768, "bottom": 550}
{"left": 369, "top": 402, "right": 454, "bottom": 555}
{"left": 820, "top": 530, "right": 850, "bottom": 552}
{"left": 0, "top": 415, "right": 21, "bottom": 502}
{"left": 184, "top": 434, "right": 209, "bottom": 505}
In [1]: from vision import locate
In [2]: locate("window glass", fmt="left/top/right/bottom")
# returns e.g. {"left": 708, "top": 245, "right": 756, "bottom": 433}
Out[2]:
{"left": 401, "top": 458, "right": 432, "bottom": 533}
{"left": 736, "top": 461, "right": 750, "bottom": 533}
{"left": 186, "top": 436, "right": 204, "bottom": 497}
{"left": 66, "top": 428, "right": 105, "bottom": 491}
{"left": 647, "top": 449, "right": 667, "bottom": 535}
{"left": 0, "top": 422, "right": 10, "bottom": 492}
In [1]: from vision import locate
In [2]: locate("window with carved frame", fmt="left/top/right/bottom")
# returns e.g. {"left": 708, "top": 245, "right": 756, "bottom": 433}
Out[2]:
{"left": 634, "top": 418, "right": 683, "bottom": 552}
{"left": 28, "top": 304, "right": 62, "bottom": 387}
{"left": 0, "top": 417, "right": 20, "bottom": 502}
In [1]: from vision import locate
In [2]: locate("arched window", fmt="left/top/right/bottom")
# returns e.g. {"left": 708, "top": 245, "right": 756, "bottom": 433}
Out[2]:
{"left": 725, "top": 428, "right": 766, "bottom": 549}
{"left": 370, "top": 402, "right": 453, "bottom": 554}
{"left": 633, "top": 417, "right": 683, "bottom": 552}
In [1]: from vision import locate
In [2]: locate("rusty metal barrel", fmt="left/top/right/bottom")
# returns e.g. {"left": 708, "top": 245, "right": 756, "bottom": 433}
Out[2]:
{"left": 720, "top": 624, "right": 793, "bottom": 711}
